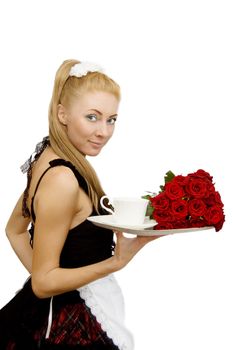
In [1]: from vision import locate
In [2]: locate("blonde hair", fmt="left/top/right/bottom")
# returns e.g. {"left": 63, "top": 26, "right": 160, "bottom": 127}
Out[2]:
{"left": 48, "top": 59, "right": 121, "bottom": 212}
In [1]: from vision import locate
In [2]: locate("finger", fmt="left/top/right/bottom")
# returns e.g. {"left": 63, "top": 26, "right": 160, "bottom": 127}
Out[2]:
{"left": 147, "top": 234, "right": 164, "bottom": 240}
{"left": 114, "top": 231, "right": 124, "bottom": 239}
{"left": 137, "top": 234, "right": 163, "bottom": 244}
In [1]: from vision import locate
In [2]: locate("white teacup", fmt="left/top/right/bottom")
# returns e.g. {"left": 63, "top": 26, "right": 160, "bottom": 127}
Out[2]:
{"left": 100, "top": 195, "right": 149, "bottom": 226}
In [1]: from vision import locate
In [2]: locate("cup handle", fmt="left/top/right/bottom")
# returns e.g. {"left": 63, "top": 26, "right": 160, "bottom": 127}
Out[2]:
{"left": 100, "top": 195, "right": 114, "bottom": 215}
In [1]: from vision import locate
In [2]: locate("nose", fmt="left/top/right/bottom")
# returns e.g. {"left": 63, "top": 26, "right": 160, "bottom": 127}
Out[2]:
{"left": 95, "top": 121, "right": 110, "bottom": 138}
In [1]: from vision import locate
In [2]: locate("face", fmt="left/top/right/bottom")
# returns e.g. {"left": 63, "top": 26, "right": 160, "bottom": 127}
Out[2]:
{"left": 58, "top": 91, "right": 119, "bottom": 156}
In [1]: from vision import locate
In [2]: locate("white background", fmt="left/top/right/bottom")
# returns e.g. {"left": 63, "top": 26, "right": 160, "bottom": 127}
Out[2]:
{"left": 0, "top": 1, "right": 232, "bottom": 349}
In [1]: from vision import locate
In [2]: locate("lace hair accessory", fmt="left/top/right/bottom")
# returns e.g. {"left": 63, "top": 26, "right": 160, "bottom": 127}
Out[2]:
{"left": 69, "top": 62, "right": 104, "bottom": 78}
{"left": 21, "top": 136, "right": 50, "bottom": 217}
{"left": 20, "top": 136, "right": 50, "bottom": 174}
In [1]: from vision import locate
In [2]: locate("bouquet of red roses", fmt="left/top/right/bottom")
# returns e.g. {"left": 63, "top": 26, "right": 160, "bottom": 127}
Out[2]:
{"left": 143, "top": 169, "right": 225, "bottom": 232}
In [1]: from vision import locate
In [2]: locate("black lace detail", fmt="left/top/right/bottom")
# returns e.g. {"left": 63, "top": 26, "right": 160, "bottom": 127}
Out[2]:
{"left": 21, "top": 136, "right": 50, "bottom": 218}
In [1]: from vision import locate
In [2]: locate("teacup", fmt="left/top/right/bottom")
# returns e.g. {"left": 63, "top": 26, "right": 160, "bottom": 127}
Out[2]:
{"left": 100, "top": 195, "right": 149, "bottom": 226}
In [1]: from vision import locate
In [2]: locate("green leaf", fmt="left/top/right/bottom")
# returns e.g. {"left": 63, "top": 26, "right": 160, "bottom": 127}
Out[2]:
{"left": 142, "top": 194, "right": 152, "bottom": 200}
{"left": 146, "top": 202, "right": 154, "bottom": 217}
{"left": 141, "top": 195, "right": 155, "bottom": 218}
{"left": 164, "top": 170, "right": 175, "bottom": 184}
{"left": 160, "top": 185, "right": 165, "bottom": 192}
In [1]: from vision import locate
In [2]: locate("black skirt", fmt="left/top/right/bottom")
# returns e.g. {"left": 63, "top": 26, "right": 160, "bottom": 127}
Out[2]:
{"left": 0, "top": 279, "right": 119, "bottom": 350}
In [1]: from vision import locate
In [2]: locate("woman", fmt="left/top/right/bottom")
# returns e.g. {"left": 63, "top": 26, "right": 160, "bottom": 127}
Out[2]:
{"left": 0, "top": 59, "right": 159, "bottom": 349}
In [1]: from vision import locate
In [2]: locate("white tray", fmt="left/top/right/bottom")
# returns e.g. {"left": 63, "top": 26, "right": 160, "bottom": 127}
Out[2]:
{"left": 87, "top": 215, "right": 214, "bottom": 236}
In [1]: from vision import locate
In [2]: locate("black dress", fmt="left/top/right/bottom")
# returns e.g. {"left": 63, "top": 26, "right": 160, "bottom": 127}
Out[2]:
{"left": 0, "top": 159, "right": 133, "bottom": 350}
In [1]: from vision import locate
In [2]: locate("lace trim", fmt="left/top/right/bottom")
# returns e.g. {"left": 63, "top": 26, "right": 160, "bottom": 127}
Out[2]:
{"left": 21, "top": 136, "right": 50, "bottom": 218}
{"left": 78, "top": 275, "right": 134, "bottom": 350}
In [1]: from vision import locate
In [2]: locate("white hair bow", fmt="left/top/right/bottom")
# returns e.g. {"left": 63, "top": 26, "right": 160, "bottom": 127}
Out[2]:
{"left": 69, "top": 62, "right": 104, "bottom": 78}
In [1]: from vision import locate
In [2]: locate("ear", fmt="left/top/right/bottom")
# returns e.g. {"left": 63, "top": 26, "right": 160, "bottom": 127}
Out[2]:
{"left": 57, "top": 104, "right": 68, "bottom": 125}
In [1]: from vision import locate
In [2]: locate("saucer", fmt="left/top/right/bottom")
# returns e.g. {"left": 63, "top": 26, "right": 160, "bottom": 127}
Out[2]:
{"left": 87, "top": 215, "right": 156, "bottom": 230}
{"left": 87, "top": 215, "right": 215, "bottom": 236}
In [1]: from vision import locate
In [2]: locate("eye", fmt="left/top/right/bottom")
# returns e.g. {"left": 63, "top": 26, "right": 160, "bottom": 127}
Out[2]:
{"left": 86, "top": 114, "right": 97, "bottom": 122}
{"left": 107, "top": 117, "right": 117, "bottom": 125}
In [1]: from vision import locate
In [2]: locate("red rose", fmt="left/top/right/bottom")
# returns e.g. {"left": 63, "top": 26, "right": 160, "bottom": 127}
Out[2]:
{"left": 188, "top": 169, "right": 213, "bottom": 182}
{"left": 185, "top": 177, "right": 208, "bottom": 198}
{"left": 214, "top": 214, "right": 225, "bottom": 232}
{"left": 206, "top": 182, "right": 215, "bottom": 195}
{"left": 173, "top": 175, "right": 188, "bottom": 187}
{"left": 205, "top": 191, "right": 224, "bottom": 207}
{"left": 153, "top": 209, "right": 174, "bottom": 223}
{"left": 150, "top": 192, "right": 170, "bottom": 211}
{"left": 170, "top": 199, "right": 188, "bottom": 219}
{"left": 215, "top": 191, "right": 224, "bottom": 206}
{"left": 189, "top": 218, "right": 208, "bottom": 228}
{"left": 171, "top": 220, "right": 189, "bottom": 229}
{"left": 154, "top": 222, "right": 174, "bottom": 230}
{"left": 204, "top": 205, "right": 225, "bottom": 228}
{"left": 188, "top": 199, "right": 207, "bottom": 218}
{"left": 164, "top": 180, "right": 184, "bottom": 200}
{"left": 147, "top": 169, "right": 225, "bottom": 232}
{"left": 188, "top": 170, "right": 215, "bottom": 196}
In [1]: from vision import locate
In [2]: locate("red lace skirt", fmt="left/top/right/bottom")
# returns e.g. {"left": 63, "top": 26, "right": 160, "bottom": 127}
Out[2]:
{"left": 0, "top": 279, "right": 119, "bottom": 350}
{"left": 35, "top": 301, "right": 118, "bottom": 347}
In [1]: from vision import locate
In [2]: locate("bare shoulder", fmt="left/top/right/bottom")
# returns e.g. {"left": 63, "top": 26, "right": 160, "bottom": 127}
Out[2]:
{"left": 37, "top": 165, "right": 80, "bottom": 195}
{"left": 33, "top": 165, "right": 80, "bottom": 214}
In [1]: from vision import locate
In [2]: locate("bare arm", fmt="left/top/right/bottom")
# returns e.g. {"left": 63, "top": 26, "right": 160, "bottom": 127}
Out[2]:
{"left": 5, "top": 193, "right": 33, "bottom": 273}
{"left": 30, "top": 166, "right": 161, "bottom": 299}
{"left": 30, "top": 166, "right": 116, "bottom": 298}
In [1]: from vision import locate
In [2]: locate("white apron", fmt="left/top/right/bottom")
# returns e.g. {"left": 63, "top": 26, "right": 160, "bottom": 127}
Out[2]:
{"left": 45, "top": 274, "right": 134, "bottom": 350}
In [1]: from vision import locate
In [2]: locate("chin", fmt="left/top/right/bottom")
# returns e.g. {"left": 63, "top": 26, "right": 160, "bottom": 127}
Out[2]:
{"left": 85, "top": 149, "right": 102, "bottom": 157}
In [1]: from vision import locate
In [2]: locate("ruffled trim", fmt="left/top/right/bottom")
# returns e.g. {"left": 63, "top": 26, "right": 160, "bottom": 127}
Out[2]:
{"left": 78, "top": 275, "right": 134, "bottom": 350}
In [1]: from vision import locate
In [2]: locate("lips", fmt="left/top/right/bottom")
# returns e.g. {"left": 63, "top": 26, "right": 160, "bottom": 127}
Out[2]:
{"left": 89, "top": 141, "right": 104, "bottom": 146}
{"left": 89, "top": 141, "right": 104, "bottom": 148}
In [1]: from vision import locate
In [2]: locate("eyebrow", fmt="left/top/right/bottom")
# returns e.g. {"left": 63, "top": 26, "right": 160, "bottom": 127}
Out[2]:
{"left": 88, "top": 109, "right": 118, "bottom": 118}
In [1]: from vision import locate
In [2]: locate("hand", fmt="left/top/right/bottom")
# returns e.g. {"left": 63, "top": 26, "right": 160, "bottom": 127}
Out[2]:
{"left": 112, "top": 231, "right": 164, "bottom": 271}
